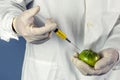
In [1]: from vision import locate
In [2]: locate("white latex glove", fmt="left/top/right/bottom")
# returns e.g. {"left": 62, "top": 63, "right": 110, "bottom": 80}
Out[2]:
{"left": 12, "top": 6, "right": 57, "bottom": 44}
{"left": 71, "top": 48, "right": 119, "bottom": 75}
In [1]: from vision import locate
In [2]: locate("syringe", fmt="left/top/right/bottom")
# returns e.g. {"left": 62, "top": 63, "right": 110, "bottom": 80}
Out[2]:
{"left": 54, "top": 28, "right": 80, "bottom": 52}
{"left": 40, "top": 17, "right": 80, "bottom": 52}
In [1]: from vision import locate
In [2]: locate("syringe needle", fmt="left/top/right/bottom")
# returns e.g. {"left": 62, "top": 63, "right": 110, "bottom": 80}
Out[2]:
{"left": 71, "top": 42, "right": 80, "bottom": 51}
{"left": 66, "top": 38, "right": 80, "bottom": 52}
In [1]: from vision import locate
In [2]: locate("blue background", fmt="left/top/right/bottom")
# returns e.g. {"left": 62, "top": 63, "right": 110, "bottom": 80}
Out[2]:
{"left": 0, "top": 37, "right": 26, "bottom": 80}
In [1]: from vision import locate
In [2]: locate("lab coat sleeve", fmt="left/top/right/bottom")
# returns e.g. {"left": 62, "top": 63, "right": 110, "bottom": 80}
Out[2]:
{"left": 102, "top": 16, "right": 120, "bottom": 69}
{"left": 0, "top": 0, "right": 32, "bottom": 42}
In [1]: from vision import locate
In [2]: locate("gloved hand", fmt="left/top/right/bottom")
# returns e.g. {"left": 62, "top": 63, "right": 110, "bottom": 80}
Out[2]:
{"left": 71, "top": 48, "right": 119, "bottom": 75}
{"left": 12, "top": 6, "right": 57, "bottom": 44}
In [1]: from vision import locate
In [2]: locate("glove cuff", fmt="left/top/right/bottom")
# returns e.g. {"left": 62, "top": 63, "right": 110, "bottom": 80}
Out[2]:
{"left": 112, "top": 49, "right": 120, "bottom": 70}
{"left": 12, "top": 17, "right": 17, "bottom": 33}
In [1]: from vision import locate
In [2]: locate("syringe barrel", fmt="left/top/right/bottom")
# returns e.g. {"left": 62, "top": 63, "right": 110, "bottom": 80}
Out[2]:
{"left": 54, "top": 28, "right": 67, "bottom": 40}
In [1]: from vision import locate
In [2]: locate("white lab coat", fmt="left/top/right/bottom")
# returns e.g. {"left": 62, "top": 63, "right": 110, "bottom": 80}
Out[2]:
{"left": 0, "top": 0, "right": 120, "bottom": 80}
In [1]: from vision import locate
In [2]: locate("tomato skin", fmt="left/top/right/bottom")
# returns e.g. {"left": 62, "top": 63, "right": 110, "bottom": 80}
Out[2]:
{"left": 78, "top": 50, "right": 100, "bottom": 67}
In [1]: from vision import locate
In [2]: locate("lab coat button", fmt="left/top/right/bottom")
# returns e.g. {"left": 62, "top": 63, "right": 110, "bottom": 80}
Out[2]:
{"left": 87, "top": 22, "right": 94, "bottom": 27}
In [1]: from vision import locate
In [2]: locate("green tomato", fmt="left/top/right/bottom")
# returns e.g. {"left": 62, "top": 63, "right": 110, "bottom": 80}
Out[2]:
{"left": 78, "top": 50, "right": 100, "bottom": 67}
